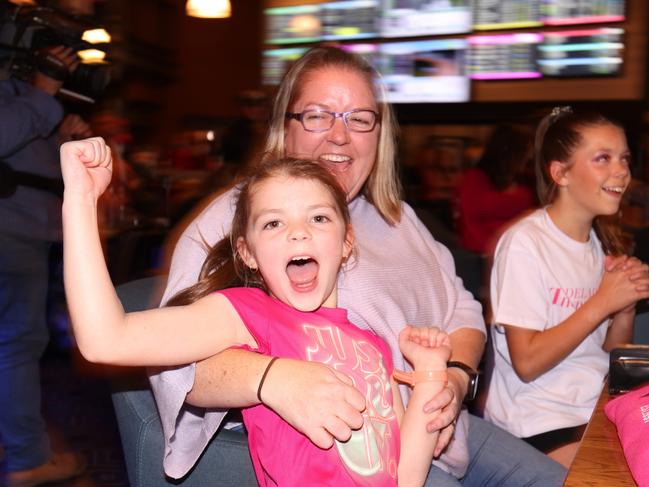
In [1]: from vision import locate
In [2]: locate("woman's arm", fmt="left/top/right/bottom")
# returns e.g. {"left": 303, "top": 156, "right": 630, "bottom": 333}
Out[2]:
{"left": 61, "top": 139, "right": 254, "bottom": 367}
{"left": 188, "top": 348, "right": 367, "bottom": 449}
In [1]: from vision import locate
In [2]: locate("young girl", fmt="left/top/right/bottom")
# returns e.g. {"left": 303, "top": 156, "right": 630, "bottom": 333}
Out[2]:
{"left": 484, "top": 107, "right": 649, "bottom": 468}
{"left": 60, "top": 137, "right": 450, "bottom": 487}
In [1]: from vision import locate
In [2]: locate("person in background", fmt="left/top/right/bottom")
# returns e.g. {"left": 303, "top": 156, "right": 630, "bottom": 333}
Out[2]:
{"left": 221, "top": 90, "right": 270, "bottom": 170}
{"left": 485, "top": 107, "right": 649, "bottom": 469}
{"left": 0, "top": 45, "right": 89, "bottom": 487}
{"left": 456, "top": 125, "right": 536, "bottom": 256}
{"left": 133, "top": 46, "right": 566, "bottom": 487}
{"left": 412, "top": 138, "right": 464, "bottom": 241}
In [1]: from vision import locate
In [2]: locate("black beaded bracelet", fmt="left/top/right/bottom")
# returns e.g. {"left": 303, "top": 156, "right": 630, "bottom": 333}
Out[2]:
{"left": 257, "top": 357, "right": 279, "bottom": 404}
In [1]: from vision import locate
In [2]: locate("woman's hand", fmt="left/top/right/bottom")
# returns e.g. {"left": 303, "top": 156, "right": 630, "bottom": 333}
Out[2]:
{"left": 261, "top": 358, "right": 366, "bottom": 449}
{"left": 60, "top": 137, "right": 112, "bottom": 201}
{"left": 422, "top": 369, "right": 465, "bottom": 457}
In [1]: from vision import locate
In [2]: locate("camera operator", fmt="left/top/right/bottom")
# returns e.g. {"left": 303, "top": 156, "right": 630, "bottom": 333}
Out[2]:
{"left": 0, "top": 44, "right": 89, "bottom": 487}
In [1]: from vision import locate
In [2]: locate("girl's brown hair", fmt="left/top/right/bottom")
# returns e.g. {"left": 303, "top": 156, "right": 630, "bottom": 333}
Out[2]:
{"left": 263, "top": 45, "right": 402, "bottom": 225}
{"left": 534, "top": 107, "right": 630, "bottom": 255}
{"left": 168, "top": 157, "right": 351, "bottom": 306}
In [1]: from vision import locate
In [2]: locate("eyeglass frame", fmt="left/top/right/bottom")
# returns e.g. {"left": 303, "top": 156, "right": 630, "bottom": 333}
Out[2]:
{"left": 285, "top": 108, "right": 380, "bottom": 133}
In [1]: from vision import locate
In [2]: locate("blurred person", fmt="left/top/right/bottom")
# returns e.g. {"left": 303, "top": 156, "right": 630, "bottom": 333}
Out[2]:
{"left": 90, "top": 108, "right": 143, "bottom": 230}
{"left": 112, "top": 46, "right": 567, "bottom": 487}
{"left": 221, "top": 89, "right": 270, "bottom": 171}
{"left": 412, "top": 138, "right": 464, "bottom": 240}
{"left": 485, "top": 108, "right": 649, "bottom": 468}
{"left": 0, "top": 45, "right": 88, "bottom": 486}
{"left": 456, "top": 125, "right": 536, "bottom": 255}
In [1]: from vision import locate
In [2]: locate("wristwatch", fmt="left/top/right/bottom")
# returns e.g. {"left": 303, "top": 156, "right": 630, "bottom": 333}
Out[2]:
{"left": 447, "top": 361, "right": 479, "bottom": 403}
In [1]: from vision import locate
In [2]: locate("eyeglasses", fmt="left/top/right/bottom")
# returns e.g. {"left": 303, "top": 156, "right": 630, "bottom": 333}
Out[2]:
{"left": 286, "top": 109, "right": 379, "bottom": 133}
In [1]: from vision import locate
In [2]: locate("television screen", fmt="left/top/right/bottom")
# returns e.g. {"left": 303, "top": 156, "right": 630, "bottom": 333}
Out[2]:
{"left": 473, "top": 0, "right": 542, "bottom": 30}
{"left": 467, "top": 33, "right": 542, "bottom": 79}
{"left": 262, "top": 47, "right": 308, "bottom": 85}
{"left": 380, "top": 0, "right": 472, "bottom": 38}
{"left": 377, "top": 39, "right": 470, "bottom": 103}
{"left": 264, "top": 5, "right": 321, "bottom": 45}
{"left": 537, "top": 27, "right": 624, "bottom": 77}
{"left": 320, "top": 1, "right": 380, "bottom": 41}
{"left": 540, "top": 0, "right": 625, "bottom": 25}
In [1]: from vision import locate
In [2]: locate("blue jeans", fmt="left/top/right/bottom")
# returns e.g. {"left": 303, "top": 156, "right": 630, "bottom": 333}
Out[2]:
{"left": 112, "top": 386, "right": 566, "bottom": 487}
{"left": 0, "top": 233, "right": 52, "bottom": 472}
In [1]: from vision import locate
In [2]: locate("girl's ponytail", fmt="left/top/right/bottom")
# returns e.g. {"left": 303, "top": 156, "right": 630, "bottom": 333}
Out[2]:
{"left": 534, "top": 106, "right": 572, "bottom": 205}
{"left": 166, "top": 237, "right": 250, "bottom": 307}
{"left": 593, "top": 215, "right": 631, "bottom": 256}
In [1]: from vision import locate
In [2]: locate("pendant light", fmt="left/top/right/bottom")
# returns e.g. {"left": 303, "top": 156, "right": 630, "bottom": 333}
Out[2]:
{"left": 186, "top": 0, "right": 231, "bottom": 19}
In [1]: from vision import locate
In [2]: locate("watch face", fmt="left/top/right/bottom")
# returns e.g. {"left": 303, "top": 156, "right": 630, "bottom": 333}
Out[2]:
{"left": 468, "top": 374, "right": 479, "bottom": 402}
{"left": 448, "top": 361, "right": 479, "bottom": 402}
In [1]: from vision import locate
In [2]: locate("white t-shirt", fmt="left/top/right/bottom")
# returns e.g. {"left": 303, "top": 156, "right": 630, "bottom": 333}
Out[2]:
{"left": 484, "top": 208, "right": 609, "bottom": 438}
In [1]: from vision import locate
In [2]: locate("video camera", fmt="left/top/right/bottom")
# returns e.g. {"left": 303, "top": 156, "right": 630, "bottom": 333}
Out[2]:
{"left": 0, "top": 0, "right": 110, "bottom": 101}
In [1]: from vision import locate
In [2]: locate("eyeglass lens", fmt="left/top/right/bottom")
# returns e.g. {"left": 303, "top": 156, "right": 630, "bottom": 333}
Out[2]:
{"left": 302, "top": 110, "right": 376, "bottom": 132}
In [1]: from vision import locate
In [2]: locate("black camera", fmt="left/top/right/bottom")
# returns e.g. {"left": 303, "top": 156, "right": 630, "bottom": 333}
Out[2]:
{"left": 0, "top": 0, "right": 110, "bottom": 101}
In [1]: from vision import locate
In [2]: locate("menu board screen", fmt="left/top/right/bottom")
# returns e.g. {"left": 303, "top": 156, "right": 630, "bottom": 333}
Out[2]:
{"left": 377, "top": 39, "right": 470, "bottom": 102}
{"left": 380, "top": 0, "right": 472, "bottom": 38}
{"left": 473, "top": 0, "right": 542, "bottom": 30}
{"left": 467, "top": 33, "right": 542, "bottom": 79}
{"left": 540, "top": 0, "right": 625, "bottom": 25}
{"left": 538, "top": 27, "right": 624, "bottom": 76}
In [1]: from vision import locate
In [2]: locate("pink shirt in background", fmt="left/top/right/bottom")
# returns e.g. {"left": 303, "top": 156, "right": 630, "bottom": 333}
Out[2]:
{"left": 221, "top": 287, "right": 398, "bottom": 487}
{"left": 457, "top": 168, "right": 535, "bottom": 254}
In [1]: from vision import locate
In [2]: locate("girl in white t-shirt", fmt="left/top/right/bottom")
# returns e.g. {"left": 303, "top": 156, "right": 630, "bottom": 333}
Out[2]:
{"left": 484, "top": 107, "right": 649, "bottom": 469}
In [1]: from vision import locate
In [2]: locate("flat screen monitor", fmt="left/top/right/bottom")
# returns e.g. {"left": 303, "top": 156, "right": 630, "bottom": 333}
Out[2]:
{"left": 380, "top": 0, "right": 472, "bottom": 38}
{"left": 540, "top": 0, "right": 625, "bottom": 25}
{"left": 264, "top": 5, "right": 321, "bottom": 45}
{"left": 320, "top": 1, "right": 380, "bottom": 41}
{"left": 537, "top": 27, "right": 624, "bottom": 77}
{"left": 467, "top": 33, "right": 543, "bottom": 79}
{"left": 473, "top": 0, "right": 542, "bottom": 30}
{"left": 262, "top": 47, "right": 308, "bottom": 85}
{"left": 377, "top": 39, "right": 470, "bottom": 103}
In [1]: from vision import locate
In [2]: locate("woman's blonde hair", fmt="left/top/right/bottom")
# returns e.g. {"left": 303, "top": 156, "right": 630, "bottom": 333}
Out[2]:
{"left": 263, "top": 46, "right": 402, "bottom": 225}
{"left": 534, "top": 107, "right": 630, "bottom": 255}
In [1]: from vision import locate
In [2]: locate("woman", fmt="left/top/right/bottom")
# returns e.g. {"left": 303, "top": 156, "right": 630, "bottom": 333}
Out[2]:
{"left": 117, "top": 47, "right": 566, "bottom": 486}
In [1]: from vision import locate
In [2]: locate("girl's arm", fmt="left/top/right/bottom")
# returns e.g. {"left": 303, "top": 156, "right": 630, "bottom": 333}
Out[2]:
{"left": 396, "top": 326, "right": 451, "bottom": 487}
{"left": 61, "top": 138, "right": 254, "bottom": 367}
{"left": 504, "top": 256, "right": 649, "bottom": 383}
